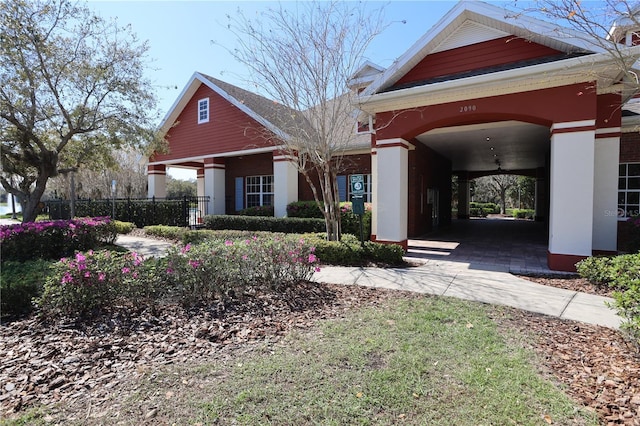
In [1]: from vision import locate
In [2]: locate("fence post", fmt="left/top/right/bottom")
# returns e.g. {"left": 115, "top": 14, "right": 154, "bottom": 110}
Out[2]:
{"left": 183, "top": 196, "right": 188, "bottom": 227}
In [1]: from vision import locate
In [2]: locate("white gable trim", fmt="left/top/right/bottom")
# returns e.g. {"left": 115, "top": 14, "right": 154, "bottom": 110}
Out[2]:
{"left": 195, "top": 73, "right": 291, "bottom": 141}
{"left": 433, "top": 20, "right": 509, "bottom": 53}
{"left": 158, "top": 72, "right": 291, "bottom": 142}
{"left": 361, "top": 0, "right": 608, "bottom": 97}
{"left": 158, "top": 72, "right": 202, "bottom": 134}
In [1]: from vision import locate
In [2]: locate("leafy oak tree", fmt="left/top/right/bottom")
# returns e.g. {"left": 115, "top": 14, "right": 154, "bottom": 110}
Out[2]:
{"left": 224, "top": 1, "right": 385, "bottom": 240}
{"left": 0, "top": 0, "right": 162, "bottom": 222}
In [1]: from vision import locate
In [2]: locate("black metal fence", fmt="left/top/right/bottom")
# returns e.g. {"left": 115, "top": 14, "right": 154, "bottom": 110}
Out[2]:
{"left": 45, "top": 196, "right": 210, "bottom": 228}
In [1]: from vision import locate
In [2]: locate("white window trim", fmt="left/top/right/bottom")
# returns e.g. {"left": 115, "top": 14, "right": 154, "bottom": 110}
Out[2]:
{"left": 245, "top": 175, "right": 274, "bottom": 208}
{"left": 198, "top": 98, "right": 209, "bottom": 124}
{"left": 619, "top": 162, "right": 640, "bottom": 219}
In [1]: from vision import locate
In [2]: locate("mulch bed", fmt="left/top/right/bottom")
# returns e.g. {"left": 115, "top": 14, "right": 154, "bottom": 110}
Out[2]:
{"left": 1, "top": 275, "right": 639, "bottom": 424}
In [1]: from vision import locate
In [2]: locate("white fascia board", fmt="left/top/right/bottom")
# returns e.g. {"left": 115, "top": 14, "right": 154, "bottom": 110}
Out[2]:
{"left": 158, "top": 72, "right": 202, "bottom": 135}
{"left": 195, "top": 72, "right": 292, "bottom": 142}
{"left": 358, "top": 51, "right": 635, "bottom": 113}
{"left": 148, "top": 145, "right": 281, "bottom": 166}
{"left": 362, "top": 1, "right": 609, "bottom": 97}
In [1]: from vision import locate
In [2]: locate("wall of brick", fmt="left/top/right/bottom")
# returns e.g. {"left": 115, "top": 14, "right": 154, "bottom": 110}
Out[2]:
{"left": 297, "top": 154, "right": 372, "bottom": 201}
{"left": 224, "top": 153, "right": 273, "bottom": 213}
{"left": 407, "top": 143, "right": 452, "bottom": 237}
{"left": 620, "top": 132, "right": 640, "bottom": 162}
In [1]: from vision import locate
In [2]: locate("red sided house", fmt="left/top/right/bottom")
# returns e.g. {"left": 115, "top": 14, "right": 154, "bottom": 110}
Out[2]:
{"left": 149, "top": 1, "right": 640, "bottom": 271}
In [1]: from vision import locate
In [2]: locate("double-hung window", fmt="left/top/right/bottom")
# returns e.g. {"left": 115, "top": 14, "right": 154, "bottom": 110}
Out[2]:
{"left": 246, "top": 175, "right": 274, "bottom": 208}
{"left": 198, "top": 98, "right": 209, "bottom": 124}
{"left": 619, "top": 163, "right": 640, "bottom": 218}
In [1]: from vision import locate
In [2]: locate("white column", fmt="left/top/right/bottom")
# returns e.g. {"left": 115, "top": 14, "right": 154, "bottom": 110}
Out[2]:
{"left": 273, "top": 153, "right": 298, "bottom": 217}
{"left": 548, "top": 121, "right": 595, "bottom": 265}
{"left": 147, "top": 165, "right": 166, "bottom": 198}
{"left": 374, "top": 138, "right": 410, "bottom": 246}
{"left": 204, "top": 158, "right": 225, "bottom": 215}
{"left": 371, "top": 148, "right": 378, "bottom": 238}
{"left": 197, "top": 168, "right": 205, "bottom": 198}
{"left": 593, "top": 131, "right": 620, "bottom": 252}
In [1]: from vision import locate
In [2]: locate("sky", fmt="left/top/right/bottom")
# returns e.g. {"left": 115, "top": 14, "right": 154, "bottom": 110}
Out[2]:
{"left": 83, "top": 0, "right": 562, "bottom": 179}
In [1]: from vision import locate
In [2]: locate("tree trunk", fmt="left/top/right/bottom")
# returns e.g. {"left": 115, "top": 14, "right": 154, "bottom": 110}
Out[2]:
{"left": 21, "top": 150, "right": 58, "bottom": 222}
{"left": 21, "top": 181, "right": 48, "bottom": 222}
{"left": 321, "top": 166, "right": 340, "bottom": 241}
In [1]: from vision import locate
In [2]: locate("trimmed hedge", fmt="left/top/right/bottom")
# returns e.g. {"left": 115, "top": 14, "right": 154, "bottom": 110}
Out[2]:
{"left": 287, "top": 201, "right": 373, "bottom": 239}
{"left": 577, "top": 253, "right": 640, "bottom": 346}
{"left": 203, "top": 215, "right": 325, "bottom": 234}
{"left": 47, "top": 199, "right": 190, "bottom": 228}
{"left": 113, "top": 220, "right": 136, "bottom": 235}
{"left": 469, "top": 202, "right": 499, "bottom": 217}
{"left": 143, "top": 225, "right": 404, "bottom": 266}
{"left": 143, "top": 226, "right": 282, "bottom": 245}
{"left": 511, "top": 209, "right": 534, "bottom": 220}
{"left": 238, "top": 205, "right": 274, "bottom": 216}
{"left": 301, "top": 233, "right": 404, "bottom": 266}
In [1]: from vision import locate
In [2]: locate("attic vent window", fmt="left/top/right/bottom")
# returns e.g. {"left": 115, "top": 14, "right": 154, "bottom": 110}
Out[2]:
{"left": 198, "top": 98, "right": 209, "bottom": 124}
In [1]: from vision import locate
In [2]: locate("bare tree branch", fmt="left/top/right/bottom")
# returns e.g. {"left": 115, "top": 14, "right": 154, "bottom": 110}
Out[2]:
{"left": 221, "top": 1, "right": 386, "bottom": 240}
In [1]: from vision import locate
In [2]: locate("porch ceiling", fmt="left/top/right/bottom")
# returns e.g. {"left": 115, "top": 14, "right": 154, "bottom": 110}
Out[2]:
{"left": 415, "top": 120, "right": 550, "bottom": 172}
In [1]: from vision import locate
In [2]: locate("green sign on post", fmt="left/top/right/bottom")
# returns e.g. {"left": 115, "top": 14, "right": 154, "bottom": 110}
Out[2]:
{"left": 350, "top": 174, "right": 365, "bottom": 196}
{"left": 350, "top": 174, "right": 366, "bottom": 246}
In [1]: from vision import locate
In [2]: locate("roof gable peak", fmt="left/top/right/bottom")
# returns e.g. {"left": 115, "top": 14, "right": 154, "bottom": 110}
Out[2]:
{"left": 362, "top": 0, "right": 605, "bottom": 96}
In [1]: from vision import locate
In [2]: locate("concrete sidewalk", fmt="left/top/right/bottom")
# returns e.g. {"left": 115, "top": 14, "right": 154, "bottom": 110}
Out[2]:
{"left": 0, "top": 219, "right": 619, "bottom": 329}
{"left": 312, "top": 259, "right": 622, "bottom": 330}
{"left": 115, "top": 234, "right": 175, "bottom": 259}
{"left": 113, "top": 234, "right": 622, "bottom": 330}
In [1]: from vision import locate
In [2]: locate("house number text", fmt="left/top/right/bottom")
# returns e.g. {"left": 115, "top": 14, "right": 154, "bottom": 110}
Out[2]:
{"left": 459, "top": 105, "right": 476, "bottom": 112}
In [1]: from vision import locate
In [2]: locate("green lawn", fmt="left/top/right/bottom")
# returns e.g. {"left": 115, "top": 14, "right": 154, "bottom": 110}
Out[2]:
{"left": 102, "top": 296, "right": 595, "bottom": 425}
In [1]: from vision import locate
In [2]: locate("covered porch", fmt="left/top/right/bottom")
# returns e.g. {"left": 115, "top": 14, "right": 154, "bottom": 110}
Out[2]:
{"left": 407, "top": 217, "right": 550, "bottom": 274}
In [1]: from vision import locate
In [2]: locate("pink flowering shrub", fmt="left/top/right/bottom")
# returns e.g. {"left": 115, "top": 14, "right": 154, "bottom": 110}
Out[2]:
{"left": 164, "top": 235, "right": 320, "bottom": 306}
{"left": 0, "top": 217, "right": 116, "bottom": 262}
{"left": 39, "top": 250, "right": 156, "bottom": 317}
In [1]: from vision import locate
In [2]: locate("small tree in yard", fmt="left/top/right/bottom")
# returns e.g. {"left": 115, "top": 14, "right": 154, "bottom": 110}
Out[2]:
{"left": 224, "top": 1, "right": 385, "bottom": 241}
{"left": 473, "top": 175, "right": 518, "bottom": 214}
{"left": 0, "top": 0, "right": 163, "bottom": 223}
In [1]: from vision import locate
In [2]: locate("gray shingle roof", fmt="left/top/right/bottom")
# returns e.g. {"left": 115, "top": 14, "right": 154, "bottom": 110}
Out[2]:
{"left": 199, "top": 73, "right": 310, "bottom": 136}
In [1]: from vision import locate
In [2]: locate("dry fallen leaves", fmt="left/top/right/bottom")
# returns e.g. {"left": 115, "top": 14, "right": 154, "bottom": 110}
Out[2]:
{"left": 0, "top": 279, "right": 638, "bottom": 425}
